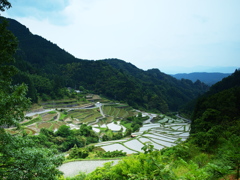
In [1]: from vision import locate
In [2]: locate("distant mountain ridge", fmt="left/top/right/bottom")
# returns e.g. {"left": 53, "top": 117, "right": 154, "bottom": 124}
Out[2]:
{"left": 4, "top": 17, "right": 209, "bottom": 112}
{"left": 172, "top": 72, "right": 231, "bottom": 86}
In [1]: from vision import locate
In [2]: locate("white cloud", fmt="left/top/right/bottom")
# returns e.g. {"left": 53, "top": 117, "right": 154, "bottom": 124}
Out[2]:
{"left": 7, "top": 0, "right": 70, "bottom": 25}
{"left": 3, "top": 0, "right": 240, "bottom": 73}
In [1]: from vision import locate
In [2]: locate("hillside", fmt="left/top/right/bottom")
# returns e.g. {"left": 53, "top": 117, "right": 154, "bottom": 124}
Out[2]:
{"left": 79, "top": 70, "right": 240, "bottom": 180}
{"left": 5, "top": 17, "right": 209, "bottom": 112}
{"left": 2, "top": 13, "right": 240, "bottom": 179}
{"left": 104, "top": 59, "right": 209, "bottom": 111}
{"left": 172, "top": 72, "right": 231, "bottom": 86}
{"left": 190, "top": 69, "right": 240, "bottom": 150}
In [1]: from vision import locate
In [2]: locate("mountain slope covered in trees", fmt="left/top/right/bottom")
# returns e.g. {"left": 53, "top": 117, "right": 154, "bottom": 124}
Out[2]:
{"left": 5, "top": 17, "right": 209, "bottom": 112}
{"left": 190, "top": 69, "right": 240, "bottom": 151}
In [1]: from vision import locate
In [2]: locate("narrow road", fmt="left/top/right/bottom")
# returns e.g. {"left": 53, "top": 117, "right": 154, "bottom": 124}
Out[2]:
{"left": 25, "top": 109, "right": 55, "bottom": 117}
{"left": 25, "top": 103, "right": 95, "bottom": 117}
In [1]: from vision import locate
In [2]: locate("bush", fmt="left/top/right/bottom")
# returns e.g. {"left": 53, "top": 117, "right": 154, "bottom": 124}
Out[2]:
{"left": 97, "top": 150, "right": 126, "bottom": 158}
{"left": 68, "top": 145, "right": 89, "bottom": 159}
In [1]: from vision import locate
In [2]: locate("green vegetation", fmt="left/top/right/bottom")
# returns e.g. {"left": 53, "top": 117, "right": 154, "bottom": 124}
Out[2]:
{"left": 121, "top": 113, "right": 147, "bottom": 132}
{"left": 64, "top": 70, "right": 240, "bottom": 180}
{"left": 41, "top": 99, "right": 81, "bottom": 109}
{"left": 190, "top": 70, "right": 240, "bottom": 152}
{"left": 98, "top": 150, "right": 127, "bottom": 158}
{"left": 67, "top": 145, "right": 126, "bottom": 160}
{"left": 48, "top": 110, "right": 57, "bottom": 114}
{"left": 66, "top": 139, "right": 238, "bottom": 180}
{"left": 59, "top": 111, "right": 68, "bottom": 121}
{"left": 102, "top": 104, "right": 137, "bottom": 118}
{"left": 21, "top": 115, "right": 42, "bottom": 126}
{"left": 0, "top": 3, "right": 64, "bottom": 179}
{"left": 67, "top": 109, "right": 101, "bottom": 123}
{"left": 5, "top": 17, "right": 209, "bottom": 112}
{"left": 1, "top": 1, "right": 239, "bottom": 179}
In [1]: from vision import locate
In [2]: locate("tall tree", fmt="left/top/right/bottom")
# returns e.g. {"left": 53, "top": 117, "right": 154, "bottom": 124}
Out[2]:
{"left": 0, "top": 18, "right": 30, "bottom": 128}
{"left": 0, "top": 1, "right": 64, "bottom": 179}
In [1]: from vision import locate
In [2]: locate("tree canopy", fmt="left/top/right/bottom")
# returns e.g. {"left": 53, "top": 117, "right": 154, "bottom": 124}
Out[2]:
{"left": 0, "top": 2, "right": 64, "bottom": 179}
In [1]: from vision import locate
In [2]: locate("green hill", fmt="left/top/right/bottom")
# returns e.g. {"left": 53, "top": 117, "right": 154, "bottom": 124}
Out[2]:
{"left": 5, "top": 17, "right": 209, "bottom": 112}
{"left": 190, "top": 69, "right": 240, "bottom": 150}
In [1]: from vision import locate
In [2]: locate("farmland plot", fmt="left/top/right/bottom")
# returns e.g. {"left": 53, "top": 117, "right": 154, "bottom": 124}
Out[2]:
{"left": 147, "top": 138, "right": 175, "bottom": 147}
{"left": 138, "top": 137, "right": 165, "bottom": 150}
{"left": 97, "top": 116, "right": 190, "bottom": 154}
{"left": 95, "top": 139, "right": 128, "bottom": 146}
{"left": 101, "top": 143, "right": 137, "bottom": 154}
{"left": 149, "top": 133, "right": 180, "bottom": 142}
{"left": 123, "top": 139, "right": 145, "bottom": 152}
{"left": 143, "top": 134, "right": 178, "bottom": 142}
{"left": 22, "top": 101, "right": 190, "bottom": 155}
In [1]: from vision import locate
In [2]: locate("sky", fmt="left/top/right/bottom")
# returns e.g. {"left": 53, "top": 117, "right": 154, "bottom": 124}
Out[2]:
{"left": 2, "top": 0, "right": 240, "bottom": 74}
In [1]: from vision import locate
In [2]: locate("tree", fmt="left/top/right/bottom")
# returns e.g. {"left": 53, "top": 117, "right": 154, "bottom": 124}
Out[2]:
{"left": 0, "top": 2, "right": 64, "bottom": 179}
{"left": 0, "top": 133, "right": 64, "bottom": 179}
{"left": 0, "top": 0, "right": 11, "bottom": 12}
{"left": 0, "top": 17, "right": 30, "bottom": 129}
{"left": 218, "top": 135, "right": 240, "bottom": 179}
{"left": 55, "top": 125, "right": 72, "bottom": 137}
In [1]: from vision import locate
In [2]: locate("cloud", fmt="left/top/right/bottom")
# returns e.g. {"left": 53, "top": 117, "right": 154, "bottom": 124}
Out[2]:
{"left": 7, "top": 0, "right": 70, "bottom": 25}
{"left": 3, "top": 0, "right": 240, "bottom": 73}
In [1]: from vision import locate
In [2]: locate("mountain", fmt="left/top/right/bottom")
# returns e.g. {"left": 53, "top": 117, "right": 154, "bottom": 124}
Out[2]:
{"left": 103, "top": 59, "right": 209, "bottom": 111}
{"left": 189, "top": 69, "right": 240, "bottom": 150}
{"left": 4, "top": 17, "right": 209, "bottom": 112}
{"left": 172, "top": 72, "right": 231, "bottom": 86}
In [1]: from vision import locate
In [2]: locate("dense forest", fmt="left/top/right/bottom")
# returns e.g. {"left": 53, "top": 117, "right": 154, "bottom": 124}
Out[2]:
{"left": 4, "top": 17, "right": 209, "bottom": 113}
{"left": 190, "top": 70, "right": 240, "bottom": 150}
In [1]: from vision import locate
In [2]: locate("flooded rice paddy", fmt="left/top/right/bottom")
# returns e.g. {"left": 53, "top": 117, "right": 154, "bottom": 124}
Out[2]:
{"left": 96, "top": 116, "right": 190, "bottom": 154}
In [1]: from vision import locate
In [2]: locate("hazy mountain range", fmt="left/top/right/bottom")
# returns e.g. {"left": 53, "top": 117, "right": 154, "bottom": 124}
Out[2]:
{"left": 172, "top": 72, "right": 231, "bottom": 86}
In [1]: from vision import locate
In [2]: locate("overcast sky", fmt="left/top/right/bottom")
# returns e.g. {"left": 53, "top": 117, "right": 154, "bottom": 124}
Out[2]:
{"left": 3, "top": 0, "right": 240, "bottom": 74}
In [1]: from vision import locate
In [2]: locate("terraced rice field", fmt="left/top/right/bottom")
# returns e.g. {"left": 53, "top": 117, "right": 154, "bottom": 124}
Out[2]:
{"left": 102, "top": 105, "right": 137, "bottom": 118}
{"left": 36, "top": 121, "right": 65, "bottom": 130}
{"left": 25, "top": 119, "right": 65, "bottom": 135}
{"left": 96, "top": 117, "right": 190, "bottom": 154}
{"left": 41, "top": 112, "right": 58, "bottom": 121}
{"left": 100, "top": 143, "right": 137, "bottom": 154}
{"left": 41, "top": 100, "right": 80, "bottom": 109}
{"left": 67, "top": 109, "right": 102, "bottom": 123}
{"left": 23, "top": 102, "right": 190, "bottom": 154}
{"left": 138, "top": 137, "right": 165, "bottom": 149}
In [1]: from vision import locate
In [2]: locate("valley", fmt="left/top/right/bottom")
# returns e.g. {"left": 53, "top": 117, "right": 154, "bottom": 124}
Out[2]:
{"left": 1, "top": 8, "right": 239, "bottom": 179}
{"left": 10, "top": 95, "right": 190, "bottom": 177}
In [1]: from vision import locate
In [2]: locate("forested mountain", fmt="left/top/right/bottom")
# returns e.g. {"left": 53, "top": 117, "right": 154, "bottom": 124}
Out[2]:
{"left": 190, "top": 69, "right": 240, "bottom": 150}
{"left": 5, "top": 17, "right": 209, "bottom": 112}
{"left": 172, "top": 72, "right": 231, "bottom": 86}
{"left": 104, "top": 59, "right": 209, "bottom": 111}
